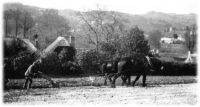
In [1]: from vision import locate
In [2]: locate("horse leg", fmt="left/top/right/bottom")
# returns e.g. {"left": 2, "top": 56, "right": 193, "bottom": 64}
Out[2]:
{"left": 111, "top": 73, "right": 121, "bottom": 88}
{"left": 142, "top": 70, "right": 147, "bottom": 87}
{"left": 122, "top": 75, "right": 131, "bottom": 86}
{"left": 121, "top": 75, "right": 126, "bottom": 86}
{"left": 132, "top": 73, "right": 141, "bottom": 87}
{"left": 104, "top": 74, "right": 108, "bottom": 85}
{"left": 124, "top": 75, "right": 131, "bottom": 86}
{"left": 108, "top": 74, "right": 113, "bottom": 84}
{"left": 104, "top": 74, "right": 114, "bottom": 85}
{"left": 104, "top": 78, "right": 107, "bottom": 85}
{"left": 127, "top": 75, "right": 131, "bottom": 85}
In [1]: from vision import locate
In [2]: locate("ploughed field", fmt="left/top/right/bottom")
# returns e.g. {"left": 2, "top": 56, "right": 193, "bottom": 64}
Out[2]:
{"left": 4, "top": 76, "right": 197, "bottom": 104}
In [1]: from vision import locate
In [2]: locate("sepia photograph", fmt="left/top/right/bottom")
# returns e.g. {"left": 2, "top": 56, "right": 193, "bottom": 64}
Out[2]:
{"left": 1, "top": 0, "right": 198, "bottom": 105}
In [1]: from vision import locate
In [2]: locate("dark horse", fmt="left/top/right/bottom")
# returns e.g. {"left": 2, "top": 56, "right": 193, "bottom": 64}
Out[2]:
{"left": 101, "top": 57, "right": 138, "bottom": 86}
{"left": 110, "top": 54, "right": 163, "bottom": 88}
{"left": 100, "top": 58, "right": 125, "bottom": 85}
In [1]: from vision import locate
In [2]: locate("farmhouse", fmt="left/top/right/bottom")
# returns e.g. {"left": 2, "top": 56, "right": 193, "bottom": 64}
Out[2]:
{"left": 161, "top": 26, "right": 186, "bottom": 44}
{"left": 160, "top": 37, "right": 173, "bottom": 44}
{"left": 160, "top": 36, "right": 185, "bottom": 44}
{"left": 42, "top": 36, "right": 76, "bottom": 62}
{"left": 159, "top": 27, "right": 188, "bottom": 55}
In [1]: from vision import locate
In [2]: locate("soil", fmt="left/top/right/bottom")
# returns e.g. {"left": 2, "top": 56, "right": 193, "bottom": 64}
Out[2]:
{"left": 4, "top": 83, "right": 197, "bottom": 105}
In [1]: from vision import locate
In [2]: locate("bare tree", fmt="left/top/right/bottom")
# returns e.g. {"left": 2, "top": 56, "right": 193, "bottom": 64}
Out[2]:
{"left": 77, "top": 11, "right": 100, "bottom": 51}
{"left": 4, "top": 9, "right": 12, "bottom": 37}
{"left": 12, "top": 9, "right": 22, "bottom": 37}
{"left": 21, "top": 11, "right": 35, "bottom": 38}
{"left": 77, "top": 7, "right": 127, "bottom": 54}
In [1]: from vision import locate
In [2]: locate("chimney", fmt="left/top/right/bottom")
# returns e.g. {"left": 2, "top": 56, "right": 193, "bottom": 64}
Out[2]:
{"left": 34, "top": 34, "right": 39, "bottom": 49}
{"left": 69, "top": 35, "right": 75, "bottom": 47}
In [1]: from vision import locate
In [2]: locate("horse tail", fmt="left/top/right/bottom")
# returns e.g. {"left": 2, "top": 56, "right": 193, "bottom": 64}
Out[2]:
{"left": 100, "top": 62, "right": 106, "bottom": 74}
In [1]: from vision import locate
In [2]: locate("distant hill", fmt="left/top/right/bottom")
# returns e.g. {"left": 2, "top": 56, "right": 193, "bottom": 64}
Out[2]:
{"left": 4, "top": 3, "right": 197, "bottom": 49}
{"left": 59, "top": 9, "right": 196, "bottom": 49}
{"left": 4, "top": 3, "right": 44, "bottom": 17}
{"left": 4, "top": 3, "right": 196, "bottom": 33}
{"left": 59, "top": 10, "right": 196, "bottom": 33}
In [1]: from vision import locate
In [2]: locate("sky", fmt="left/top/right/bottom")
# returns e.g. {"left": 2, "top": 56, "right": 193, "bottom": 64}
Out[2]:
{"left": 1, "top": 0, "right": 199, "bottom": 14}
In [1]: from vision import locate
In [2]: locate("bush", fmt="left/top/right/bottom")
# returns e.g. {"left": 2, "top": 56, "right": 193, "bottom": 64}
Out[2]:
{"left": 151, "top": 60, "right": 197, "bottom": 76}
{"left": 55, "top": 46, "right": 76, "bottom": 62}
{"left": 60, "top": 61, "right": 83, "bottom": 75}
{"left": 40, "top": 52, "right": 62, "bottom": 75}
{"left": 80, "top": 50, "right": 106, "bottom": 74}
{"left": 40, "top": 52, "right": 83, "bottom": 75}
{"left": 101, "top": 42, "right": 117, "bottom": 58}
{"left": 4, "top": 51, "right": 83, "bottom": 79}
{"left": 4, "top": 53, "right": 37, "bottom": 78}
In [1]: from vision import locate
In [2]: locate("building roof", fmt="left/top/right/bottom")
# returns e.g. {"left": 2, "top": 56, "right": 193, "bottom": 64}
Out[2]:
{"left": 21, "top": 38, "right": 37, "bottom": 52}
{"left": 43, "top": 36, "right": 70, "bottom": 54}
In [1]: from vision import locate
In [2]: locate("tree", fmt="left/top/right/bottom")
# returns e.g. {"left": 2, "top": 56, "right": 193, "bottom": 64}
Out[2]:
{"left": 21, "top": 11, "right": 35, "bottom": 38}
{"left": 12, "top": 9, "right": 22, "bottom": 37}
{"left": 184, "top": 25, "right": 197, "bottom": 53}
{"left": 125, "top": 26, "right": 150, "bottom": 57}
{"left": 4, "top": 9, "right": 13, "bottom": 37}
{"left": 77, "top": 11, "right": 100, "bottom": 51}
{"left": 35, "top": 9, "right": 71, "bottom": 49}
{"left": 78, "top": 8, "right": 127, "bottom": 54}
{"left": 4, "top": 8, "right": 35, "bottom": 38}
{"left": 101, "top": 42, "right": 117, "bottom": 59}
{"left": 148, "top": 30, "right": 163, "bottom": 49}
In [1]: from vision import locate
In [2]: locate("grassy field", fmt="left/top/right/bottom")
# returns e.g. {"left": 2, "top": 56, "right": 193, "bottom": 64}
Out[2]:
{"left": 5, "top": 76, "right": 197, "bottom": 89}
{"left": 4, "top": 76, "right": 197, "bottom": 104}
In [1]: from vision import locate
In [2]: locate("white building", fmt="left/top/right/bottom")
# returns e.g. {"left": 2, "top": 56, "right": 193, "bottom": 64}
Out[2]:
{"left": 160, "top": 37, "right": 173, "bottom": 44}
{"left": 160, "top": 35, "right": 185, "bottom": 44}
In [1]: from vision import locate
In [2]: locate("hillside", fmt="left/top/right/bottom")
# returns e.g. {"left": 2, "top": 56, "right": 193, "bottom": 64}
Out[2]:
{"left": 59, "top": 10, "right": 196, "bottom": 33}
{"left": 4, "top": 3, "right": 197, "bottom": 49}
{"left": 4, "top": 3, "right": 44, "bottom": 17}
{"left": 59, "top": 9, "right": 196, "bottom": 49}
{"left": 4, "top": 2, "right": 196, "bottom": 33}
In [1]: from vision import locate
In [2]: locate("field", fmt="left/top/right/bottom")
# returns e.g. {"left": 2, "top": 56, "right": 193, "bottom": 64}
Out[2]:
{"left": 4, "top": 76, "right": 198, "bottom": 105}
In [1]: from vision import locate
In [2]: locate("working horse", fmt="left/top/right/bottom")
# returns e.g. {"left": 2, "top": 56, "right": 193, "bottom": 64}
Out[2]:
{"left": 110, "top": 54, "right": 163, "bottom": 88}
{"left": 100, "top": 58, "right": 119, "bottom": 85}
{"left": 100, "top": 57, "right": 133, "bottom": 86}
